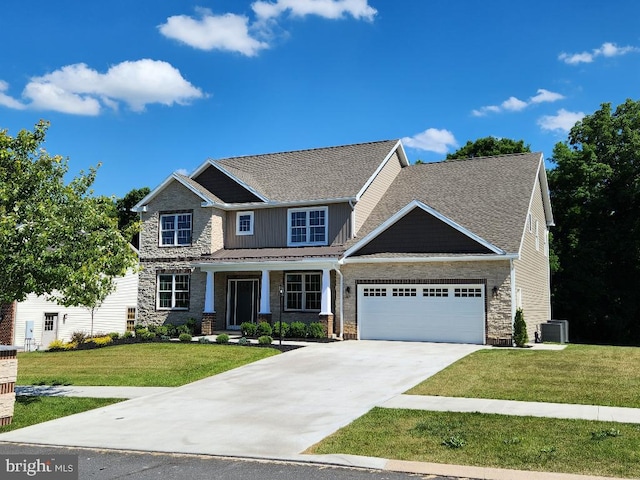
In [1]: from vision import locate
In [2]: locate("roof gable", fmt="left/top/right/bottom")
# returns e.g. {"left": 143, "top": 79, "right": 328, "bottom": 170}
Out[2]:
{"left": 132, "top": 173, "right": 220, "bottom": 212}
{"left": 354, "top": 152, "right": 545, "bottom": 254}
{"left": 345, "top": 201, "right": 502, "bottom": 258}
{"left": 193, "top": 162, "right": 265, "bottom": 204}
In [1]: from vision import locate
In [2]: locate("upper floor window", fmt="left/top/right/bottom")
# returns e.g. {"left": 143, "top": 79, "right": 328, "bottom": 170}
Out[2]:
{"left": 287, "top": 207, "right": 328, "bottom": 246}
{"left": 236, "top": 211, "right": 254, "bottom": 236}
{"left": 157, "top": 273, "right": 190, "bottom": 310}
{"left": 535, "top": 219, "right": 540, "bottom": 251}
{"left": 160, "top": 212, "right": 192, "bottom": 246}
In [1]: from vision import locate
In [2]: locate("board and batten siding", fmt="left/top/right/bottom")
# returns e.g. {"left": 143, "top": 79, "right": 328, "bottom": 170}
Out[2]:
{"left": 13, "top": 270, "right": 138, "bottom": 348}
{"left": 513, "top": 174, "right": 552, "bottom": 339}
{"left": 225, "top": 203, "right": 352, "bottom": 248}
{"left": 354, "top": 151, "right": 404, "bottom": 235}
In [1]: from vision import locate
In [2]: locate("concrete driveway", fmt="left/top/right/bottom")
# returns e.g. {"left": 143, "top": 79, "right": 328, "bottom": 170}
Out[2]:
{"left": 0, "top": 341, "right": 482, "bottom": 457}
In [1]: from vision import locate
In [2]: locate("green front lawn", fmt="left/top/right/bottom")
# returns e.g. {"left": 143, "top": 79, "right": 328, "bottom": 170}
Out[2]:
{"left": 309, "top": 408, "right": 640, "bottom": 478}
{"left": 17, "top": 343, "right": 279, "bottom": 387}
{"left": 408, "top": 344, "right": 640, "bottom": 407}
{"left": 0, "top": 396, "right": 122, "bottom": 433}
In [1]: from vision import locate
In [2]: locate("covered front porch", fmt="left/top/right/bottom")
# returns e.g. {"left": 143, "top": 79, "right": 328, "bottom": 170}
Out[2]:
{"left": 194, "top": 259, "right": 343, "bottom": 339}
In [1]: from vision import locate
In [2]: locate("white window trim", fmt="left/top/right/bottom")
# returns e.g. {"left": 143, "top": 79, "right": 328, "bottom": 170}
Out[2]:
{"left": 157, "top": 273, "right": 190, "bottom": 310}
{"left": 284, "top": 272, "right": 322, "bottom": 312}
{"left": 159, "top": 212, "right": 192, "bottom": 247}
{"left": 236, "top": 211, "right": 254, "bottom": 236}
{"left": 287, "top": 206, "right": 329, "bottom": 247}
{"left": 535, "top": 220, "right": 540, "bottom": 251}
{"left": 527, "top": 212, "right": 533, "bottom": 233}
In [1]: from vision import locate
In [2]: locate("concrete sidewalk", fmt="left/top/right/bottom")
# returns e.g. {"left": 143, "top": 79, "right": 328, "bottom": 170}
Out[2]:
{"left": 380, "top": 395, "right": 640, "bottom": 424}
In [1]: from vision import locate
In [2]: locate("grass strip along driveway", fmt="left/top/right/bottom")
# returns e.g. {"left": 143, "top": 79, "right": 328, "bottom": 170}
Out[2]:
{"left": 17, "top": 343, "right": 279, "bottom": 387}
{"left": 408, "top": 344, "right": 640, "bottom": 408}
{"left": 310, "top": 344, "right": 640, "bottom": 478}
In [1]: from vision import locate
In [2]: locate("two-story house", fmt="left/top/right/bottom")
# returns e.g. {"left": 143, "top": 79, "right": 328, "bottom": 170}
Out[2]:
{"left": 133, "top": 140, "right": 553, "bottom": 345}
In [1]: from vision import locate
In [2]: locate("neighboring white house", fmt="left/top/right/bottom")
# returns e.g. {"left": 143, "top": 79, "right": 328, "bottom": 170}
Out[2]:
{"left": 13, "top": 270, "right": 138, "bottom": 350}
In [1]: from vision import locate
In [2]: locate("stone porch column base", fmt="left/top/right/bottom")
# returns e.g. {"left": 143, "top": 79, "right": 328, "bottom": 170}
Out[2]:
{"left": 258, "top": 313, "right": 272, "bottom": 324}
{"left": 201, "top": 313, "right": 216, "bottom": 335}
{"left": 319, "top": 314, "right": 334, "bottom": 338}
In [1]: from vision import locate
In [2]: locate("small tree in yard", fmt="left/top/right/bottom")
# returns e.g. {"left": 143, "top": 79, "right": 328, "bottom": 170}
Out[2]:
{"left": 0, "top": 121, "right": 138, "bottom": 324}
{"left": 513, "top": 308, "right": 528, "bottom": 347}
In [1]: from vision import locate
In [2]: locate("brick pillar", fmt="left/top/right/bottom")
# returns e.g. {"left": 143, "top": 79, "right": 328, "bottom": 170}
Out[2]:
{"left": 0, "top": 303, "right": 16, "bottom": 345}
{"left": 258, "top": 313, "right": 272, "bottom": 324}
{"left": 318, "top": 314, "right": 334, "bottom": 338}
{"left": 201, "top": 313, "right": 216, "bottom": 335}
{"left": 0, "top": 347, "right": 17, "bottom": 426}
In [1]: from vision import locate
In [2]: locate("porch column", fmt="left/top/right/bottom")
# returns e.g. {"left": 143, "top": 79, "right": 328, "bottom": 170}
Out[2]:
{"left": 319, "top": 268, "right": 334, "bottom": 338}
{"left": 258, "top": 269, "right": 272, "bottom": 324}
{"left": 320, "top": 268, "right": 332, "bottom": 315}
{"left": 204, "top": 271, "right": 215, "bottom": 313}
{"left": 202, "top": 271, "right": 215, "bottom": 335}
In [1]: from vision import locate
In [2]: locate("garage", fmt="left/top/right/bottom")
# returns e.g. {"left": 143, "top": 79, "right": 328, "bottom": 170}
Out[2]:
{"left": 357, "top": 283, "right": 485, "bottom": 344}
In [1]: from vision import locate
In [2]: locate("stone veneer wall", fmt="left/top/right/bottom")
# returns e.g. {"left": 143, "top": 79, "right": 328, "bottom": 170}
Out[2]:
{"left": 0, "top": 348, "right": 17, "bottom": 426}
{"left": 137, "top": 181, "right": 224, "bottom": 327}
{"left": 341, "top": 261, "right": 513, "bottom": 344}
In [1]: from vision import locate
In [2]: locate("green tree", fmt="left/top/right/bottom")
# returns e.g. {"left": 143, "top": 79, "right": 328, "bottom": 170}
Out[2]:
{"left": 0, "top": 121, "right": 138, "bottom": 312}
{"left": 115, "top": 187, "right": 149, "bottom": 249}
{"left": 513, "top": 308, "right": 528, "bottom": 347}
{"left": 446, "top": 136, "right": 530, "bottom": 159}
{"left": 548, "top": 99, "right": 640, "bottom": 344}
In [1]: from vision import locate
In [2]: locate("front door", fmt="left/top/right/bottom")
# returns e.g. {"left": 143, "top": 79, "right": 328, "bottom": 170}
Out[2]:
{"left": 227, "top": 279, "right": 259, "bottom": 329}
{"left": 41, "top": 313, "right": 59, "bottom": 347}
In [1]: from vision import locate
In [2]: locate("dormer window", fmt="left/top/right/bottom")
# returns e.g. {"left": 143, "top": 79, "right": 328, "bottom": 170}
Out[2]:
{"left": 160, "top": 212, "right": 192, "bottom": 246}
{"left": 236, "top": 211, "right": 254, "bottom": 236}
{"left": 287, "top": 207, "right": 328, "bottom": 246}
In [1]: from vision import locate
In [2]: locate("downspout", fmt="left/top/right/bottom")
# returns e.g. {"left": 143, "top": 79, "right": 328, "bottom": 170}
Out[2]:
{"left": 334, "top": 266, "right": 344, "bottom": 340}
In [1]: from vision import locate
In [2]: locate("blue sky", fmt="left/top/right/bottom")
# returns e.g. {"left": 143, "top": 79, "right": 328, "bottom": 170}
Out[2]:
{"left": 1, "top": 0, "right": 639, "bottom": 197}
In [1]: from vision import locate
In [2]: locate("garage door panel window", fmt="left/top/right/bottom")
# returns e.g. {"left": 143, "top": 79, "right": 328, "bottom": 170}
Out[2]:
{"left": 285, "top": 273, "right": 321, "bottom": 311}
{"left": 424, "top": 288, "right": 449, "bottom": 297}
{"left": 392, "top": 287, "right": 416, "bottom": 297}
{"left": 363, "top": 287, "right": 387, "bottom": 297}
{"left": 454, "top": 287, "right": 482, "bottom": 298}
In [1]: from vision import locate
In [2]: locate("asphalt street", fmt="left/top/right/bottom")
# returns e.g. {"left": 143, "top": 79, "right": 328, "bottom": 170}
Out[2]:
{"left": 0, "top": 444, "right": 464, "bottom": 480}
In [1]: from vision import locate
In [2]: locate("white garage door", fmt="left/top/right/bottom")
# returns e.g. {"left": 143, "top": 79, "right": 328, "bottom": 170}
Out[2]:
{"left": 358, "top": 284, "right": 485, "bottom": 344}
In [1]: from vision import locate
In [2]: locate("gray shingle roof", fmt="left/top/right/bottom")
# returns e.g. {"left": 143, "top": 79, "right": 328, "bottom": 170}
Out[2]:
{"left": 213, "top": 140, "right": 400, "bottom": 202}
{"left": 353, "top": 152, "right": 543, "bottom": 254}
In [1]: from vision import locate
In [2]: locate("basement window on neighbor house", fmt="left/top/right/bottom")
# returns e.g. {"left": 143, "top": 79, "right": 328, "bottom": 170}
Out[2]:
{"left": 160, "top": 212, "right": 192, "bottom": 246}
{"left": 285, "top": 273, "right": 321, "bottom": 311}
{"left": 236, "top": 211, "right": 254, "bottom": 235}
{"left": 157, "top": 274, "right": 190, "bottom": 310}
{"left": 287, "top": 207, "right": 328, "bottom": 246}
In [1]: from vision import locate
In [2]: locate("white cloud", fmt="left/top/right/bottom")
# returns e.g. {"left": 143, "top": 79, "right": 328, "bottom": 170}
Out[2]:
{"left": 538, "top": 109, "right": 585, "bottom": 133}
{"left": 473, "top": 89, "right": 565, "bottom": 117}
{"left": 402, "top": 128, "right": 458, "bottom": 154}
{"left": 501, "top": 96, "right": 528, "bottom": 112}
{"left": 252, "top": 0, "right": 377, "bottom": 21}
{"left": 559, "top": 41, "right": 639, "bottom": 65}
{"left": 0, "top": 60, "right": 205, "bottom": 115}
{"left": 530, "top": 88, "right": 565, "bottom": 104}
{"left": 159, "top": 8, "right": 268, "bottom": 56}
{"left": 0, "top": 81, "right": 27, "bottom": 110}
